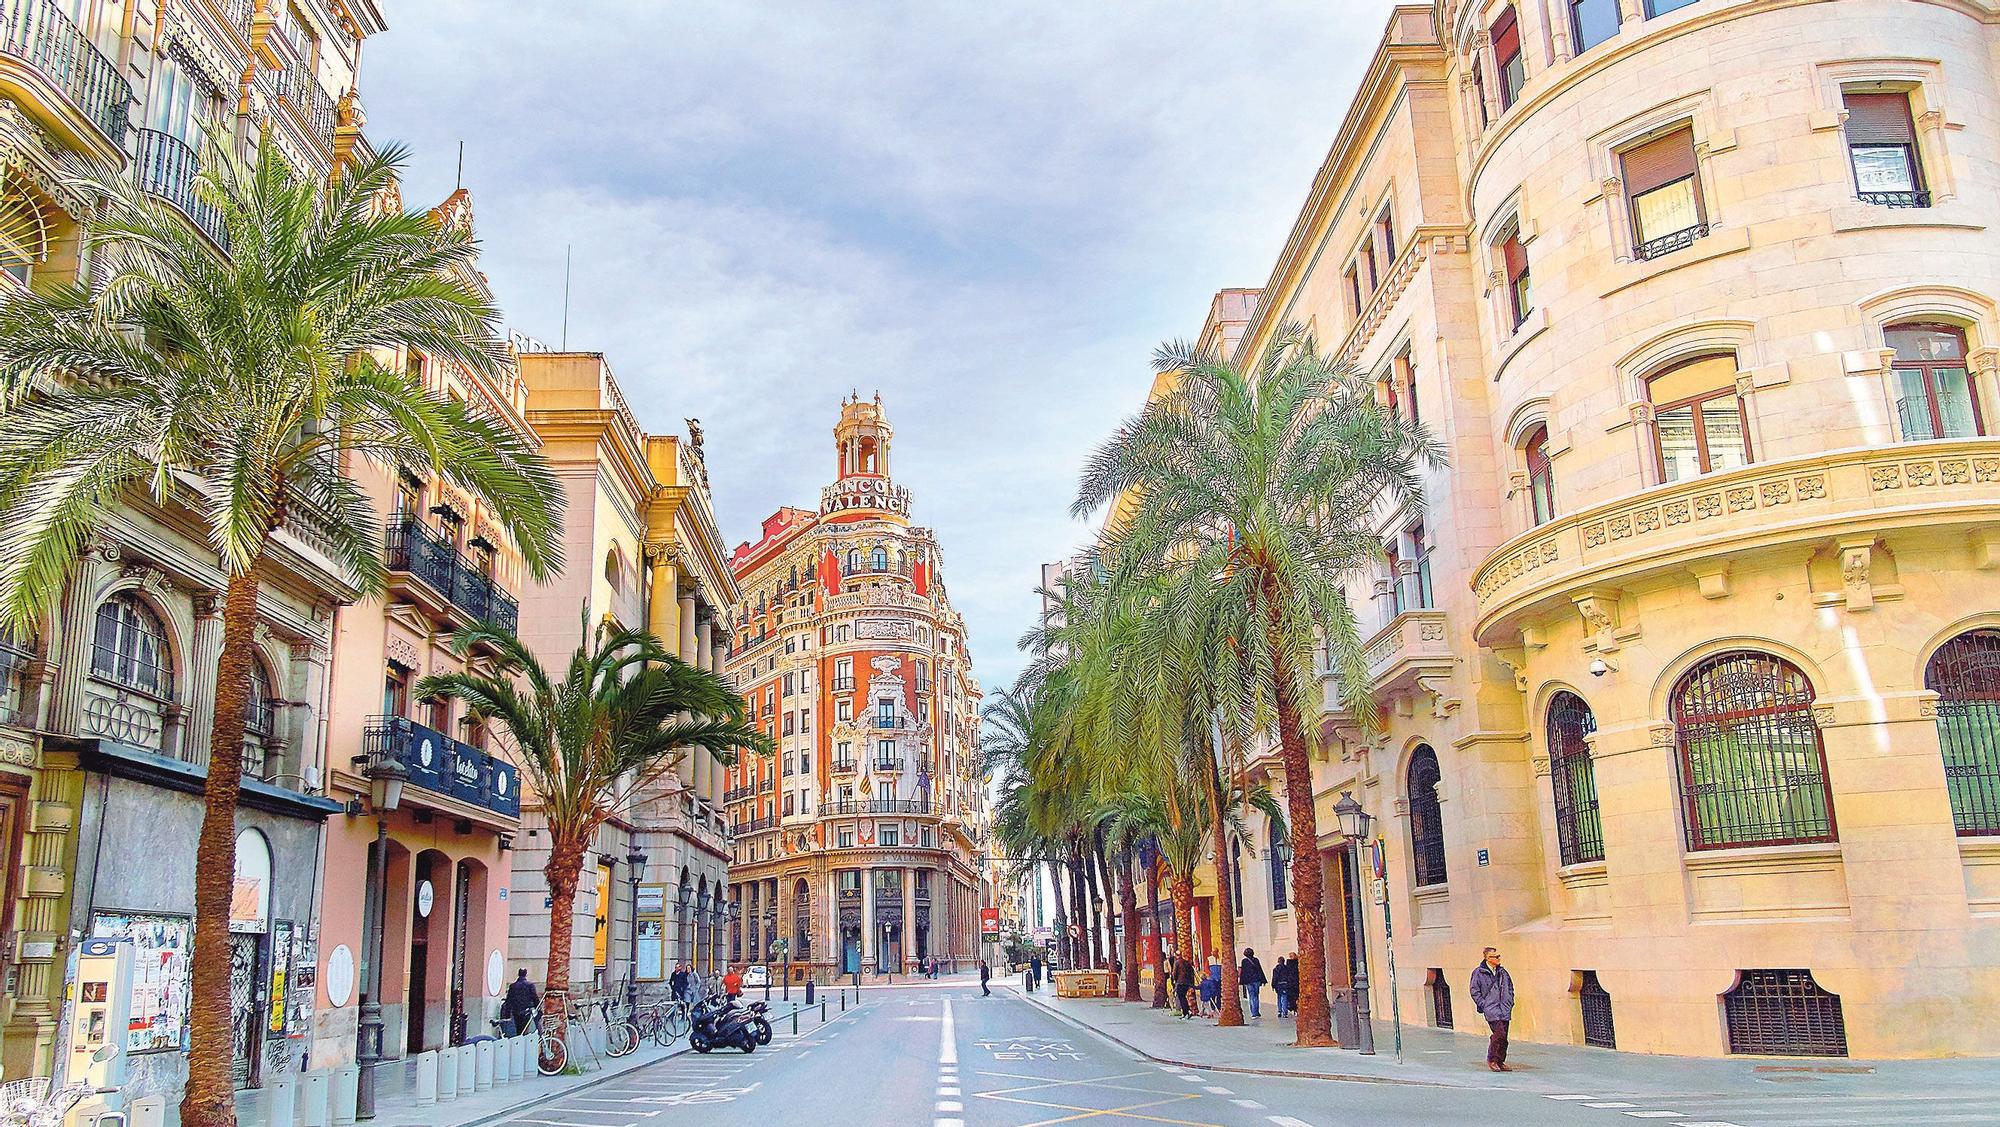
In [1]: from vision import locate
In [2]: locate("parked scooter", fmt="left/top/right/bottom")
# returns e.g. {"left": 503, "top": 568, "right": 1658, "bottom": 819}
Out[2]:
{"left": 744, "top": 999, "right": 773, "bottom": 1045}
{"left": 688, "top": 993, "right": 759, "bottom": 1053}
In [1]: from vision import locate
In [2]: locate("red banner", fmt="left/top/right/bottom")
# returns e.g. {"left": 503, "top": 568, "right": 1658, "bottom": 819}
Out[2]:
{"left": 979, "top": 907, "right": 1000, "bottom": 939}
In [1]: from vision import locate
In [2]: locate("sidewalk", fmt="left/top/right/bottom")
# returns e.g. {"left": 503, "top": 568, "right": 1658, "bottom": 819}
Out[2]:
{"left": 1007, "top": 981, "right": 2000, "bottom": 1101}
{"left": 362, "top": 1040, "right": 684, "bottom": 1127}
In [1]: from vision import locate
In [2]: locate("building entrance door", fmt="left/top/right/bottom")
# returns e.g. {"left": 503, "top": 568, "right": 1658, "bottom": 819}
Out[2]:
{"left": 409, "top": 856, "right": 438, "bottom": 1054}
{"left": 877, "top": 922, "right": 902, "bottom": 973}
{"left": 842, "top": 927, "right": 860, "bottom": 974}
{"left": 228, "top": 932, "right": 264, "bottom": 1088}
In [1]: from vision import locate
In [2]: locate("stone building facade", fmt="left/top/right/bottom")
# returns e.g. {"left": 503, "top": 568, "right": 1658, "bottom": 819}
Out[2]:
{"left": 0, "top": 0, "right": 383, "bottom": 1092}
{"left": 1193, "top": 0, "right": 2000, "bottom": 1059}
{"left": 724, "top": 396, "right": 991, "bottom": 979}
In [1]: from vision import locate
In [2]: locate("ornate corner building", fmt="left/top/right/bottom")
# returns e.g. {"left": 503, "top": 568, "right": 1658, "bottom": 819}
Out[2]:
{"left": 1188, "top": 0, "right": 2000, "bottom": 1061}
{"left": 724, "top": 395, "right": 991, "bottom": 978}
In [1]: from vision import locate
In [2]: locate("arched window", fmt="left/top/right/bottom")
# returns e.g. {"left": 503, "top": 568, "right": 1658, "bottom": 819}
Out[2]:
{"left": 91, "top": 595, "right": 171, "bottom": 698}
{"left": 846, "top": 548, "right": 861, "bottom": 575}
{"left": 1407, "top": 745, "right": 1448, "bottom": 887}
{"left": 1887, "top": 323, "right": 1982, "bottom": 440}
{"left": 1547, "top": 691, "right": 1604, "bottom": 865}
{"left": 1672, "top": 651, "right": 1835, "bottom": 850}
{"left": 604, "top": 546, "right": 624, "bottom": 592}
{"left": 1267, "top": 821, "right": 1290, "bottom": 911}
{"left": 1525, "top": 425, "right": 1556, "bottom": 526}
{"left": 871, "top": 547, "right": 888, "bottom": 572}
{"left": 1925, "top": 629, "right": 2000, "bottom": 835}
{"left": 245, "top": 660, "right": 275, "bottom": 738}
{"left": 1647, "top": 353, "right": 1747, "bottom": 482}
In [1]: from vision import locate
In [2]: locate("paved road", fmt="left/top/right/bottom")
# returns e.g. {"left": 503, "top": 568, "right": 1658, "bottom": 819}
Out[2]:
{"left": 489, "top": 985, "right": 2000, "bottom": 1126}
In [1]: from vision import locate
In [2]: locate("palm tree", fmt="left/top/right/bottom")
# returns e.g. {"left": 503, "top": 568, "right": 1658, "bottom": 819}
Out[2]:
{"left": 0, "top": 142, "right": 562, "bottom": 1125}
{"left": 417, "top": 617, "right": 768, "bottom": 1020}
{"left": 1076, "top": 329, "right": 1438, "bottom": 1046}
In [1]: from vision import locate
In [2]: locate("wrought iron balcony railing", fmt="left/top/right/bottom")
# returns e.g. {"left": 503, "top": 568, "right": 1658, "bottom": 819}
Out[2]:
{"left": 1634, "top": 222, "right": 1707, "bottom": 262}
{"left": 830, "top": 677, "right": 855, "bottom": 692}
{"left": 873, "top": 757, "right": 906, "bottom": 773}
{"left": 1859, "top": 189, "right": 1930, "bottom": 209}
{"left": 825, "top": 797, "right": 930, "bottom": 816}
{"left": 384, "top": 517, "right": 519, "bottom": 633}
{"left": 725, "top": 785, "right": 755, "bottom": 803}
{"left": 132, "top": 128, "right": 229, "bottom": 250}
{"left": 362, "top": 714, "right": 520, "bottom": 818}
{"left": 0, "top": 0, "right": 132, "bottom": 143}
{"left": 738, "top": 815, "right": 778, "bottom": 834}
{"left": 286, "top": 57, "right": 337, "bottom": 149}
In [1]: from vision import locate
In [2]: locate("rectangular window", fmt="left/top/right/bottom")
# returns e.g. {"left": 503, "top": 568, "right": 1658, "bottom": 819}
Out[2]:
{"left": 798, "top": 750, "right": 810, "bottom": 775}
{"left": 1344, "top": 265, "right": 1362, "bottom": 319}
{"left": 836, "top": 699, "right": 852, "bottom": 722}
{"left": 1409, "top": 522, "right": 1435, "bottom": 609}
{"left": 838, "top": 827, "right": 855, "bottom": 849}
{"left": 1526, "top": 427, "right": 1557, "bottom": 525}
{"left": 1394, "top": 351, "right": 1419, "bottom": 425}
{"left": 1889, "top": 325, "right": 1981, "bottom": 440}
{"left": 800, "top": 707, "right": 811, "bottom": 731}
{"left": 1376, "top": 207, "right": 1397, "bottom": 264}
{"left": 876, "top": 698, "right": 895, "bottom": 725}
{"left": 1383, "top": 541, "right": 1406, "bottom": 618}
{"left": 1570, "top": 0, "right": 1621, "bottom": 53}
{"left": 1360, "top": 240, "right": 1379, "bottom": 293}
{"left": 1501, "top": 225, "right": 1532, "bottom": 327}
{"left": 1649, "top": 355, "right": 1748, "bottom": 481}
{"left": 782, "top": 672, "right": 794, "bottom": 696}
{"left": 1492, "top": 7, "right": 1525, "bottom": 110}
{"left": 783, "top": 712, "right": 795, "bottom": 736}
{"left": 1644, "top": 0, "right": 1699, "bottom": 15}
{"left": 880, "top": 823, "right": 899, "bottom": 847}
{"left": 876, "top": 739, "right": 897, "bottom": 764}
{"left": 1843, "top": 91, "right": 1926, "bottom": 207}
{"left": 783, "top": 793, "right": 794, "bottom": 815}
{"left": 1622, "top": 127, "right": 1704, "bottom": 259}
{"left": 382, "top": 666, "right": 409, "bottom": 718}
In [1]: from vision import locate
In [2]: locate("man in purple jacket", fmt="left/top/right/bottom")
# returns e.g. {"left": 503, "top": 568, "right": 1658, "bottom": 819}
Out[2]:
{"left": 1469, "top": 946, "right": 1516, "bottom": 1071}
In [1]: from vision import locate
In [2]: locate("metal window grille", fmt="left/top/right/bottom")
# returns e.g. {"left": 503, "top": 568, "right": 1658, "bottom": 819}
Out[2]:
{"left": 91, "top": 596, "right": 173, "bottom": 699}
{"left": 1672, "top": 652, "right": 1837, "bottom": 850}
{"left": 1268, "top": 825, "right": 1290, "bottom": 911}
{"left": 1926, "top": 629, "right": 2000, "bottom": 835}
{"left": 1548, "top": 692, "right": 1605, "bottom": 865}
{"left": 1723, "top": 969, "right": 1847, "bottom": 1056}
{"left": 1408, "top": 746, "right": 1449, "bottom": 886}
{"left": 1578, "top": 971, "right": 1616, "bottom": 1048}
{"left": 1427, "top": 969, "right": 1454, "bottom": 1028}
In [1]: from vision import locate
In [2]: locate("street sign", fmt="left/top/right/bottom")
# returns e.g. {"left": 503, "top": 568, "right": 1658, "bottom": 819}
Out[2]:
{"left": 980, "top": 906, "right": 1000, "bottom": 940}
{"left": 1370, "top": 877, "right": 1387, "bottom": 905}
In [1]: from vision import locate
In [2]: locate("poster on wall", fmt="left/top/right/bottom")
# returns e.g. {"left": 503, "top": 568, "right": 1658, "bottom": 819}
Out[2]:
{"left": 287, "top": 928, "right": 317, "bottom": 1039}
{"left": 636, "top": 919, "right": 665, "bottom": 981}
{"left": 267, "top": 920, "right": 292, "bottom": 1036}
{"left": 89, "top": 912, "right": 191, "bottom": 1053}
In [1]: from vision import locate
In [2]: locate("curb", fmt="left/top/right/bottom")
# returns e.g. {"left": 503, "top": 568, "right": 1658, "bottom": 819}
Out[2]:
{"left": 1009, "top": 988, "right": 1474, "bottom": 1091}
{"left": 454, "top": 1043, "right": 693, "bottom": 1127}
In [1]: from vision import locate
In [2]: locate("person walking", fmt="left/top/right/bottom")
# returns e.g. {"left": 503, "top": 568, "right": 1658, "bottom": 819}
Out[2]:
{"left": 1239, "top": 948, "right": 1267, "bottom": 1019}
{"left": 980, "top": 960, "right": 992, "bottom": 996}
{"left": 1273, "top": 954, "right": 1296, "bottom": 1018}
{"left": 1172, "top": 957, "right": 1197, "bottom": 1019}
{"left": 669, "top": 961, "right": 690, "bottom": 1003}
{"left": 1469, "top": 946, "right": 1516, "bottom": 1072}
{"left": 1030, "top": 952, "right": 1043, "bottom": 990}
{"left": 502, "top": 968, "right": 539, "bottom": 1036}
{"left": 723, "top": 964, "right": 744, "bottom": 1000}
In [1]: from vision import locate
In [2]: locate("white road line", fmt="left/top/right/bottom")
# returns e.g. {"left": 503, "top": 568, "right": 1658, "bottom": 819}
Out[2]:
{"left": 936, "top": 1101, "right": 962, "bottom": 1112}
{"left": 1178, "top": 1074, "right": 1206, "bottom": 1083}
{"left": 1669, "top": 1122, "right": 1745, "bottom": 1127}
{"left": 1204, "top": 1086, "right": 1234, "bottom": 1094}
{"left": 935, "top": 1120, "right": 965, "bottom": 1127}
{"left": 1586, "top": 1103, "right": 1639, "bottom": 1109}
{"left": 939, "top": 1087, "right": 960, "bottom": 1096}
{"left": 1625, "top": 1115, "right": 1687, "bottom": 1120}
{"left": 940, "top": 997, "right": 958, "bottom": 1065}
{"left": 1269, "top": 1117, "right": 1315, "bottom": 1127}
{"left": 1544, "top": 1095, "right": 1599, "bottom": 1100}
{"left": 1233, "top": 1099, "right": 1266, "bottom": 1109}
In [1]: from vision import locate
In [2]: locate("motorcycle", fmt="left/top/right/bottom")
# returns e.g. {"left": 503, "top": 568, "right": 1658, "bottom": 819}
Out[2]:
{"left": 688, "top": 993, "right": 759, "bottom": 1054}
{"left": 744, "top": 999, "right": 773, "bottom": 1046}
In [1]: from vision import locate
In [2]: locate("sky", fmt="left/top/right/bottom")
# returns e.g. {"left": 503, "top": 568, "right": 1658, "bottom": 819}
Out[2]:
{"left": 362, "top": 2, "right": 1381, "bottom": 695}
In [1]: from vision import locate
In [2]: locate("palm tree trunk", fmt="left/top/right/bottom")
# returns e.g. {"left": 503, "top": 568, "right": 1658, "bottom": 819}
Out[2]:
{"left": 1096, "top": 843, "right": 1119, "bottom": 974}
{"left": 180, "top": 570, "right": 261, "bottom": 1127}
{"left": 543, "top": 825, "right": 591, "bottom": 1026}
{"left": 1146, "top": 852, "right": 1168, "bottom": 1008}
{"left": 1264, "top": 582, "right": 1334, "bottom": 1046}
{"left": 1048, "top": 858, "right": 1070, "bottom": 970}
{"left": 1068, "top": 851, "right": 1092, "bottom": 969}
{"left": 1082, "top": 844, "right": 1105, "bottom": 969}
{"left": 1204, "top": 761, "right": 1244, "bottom": 1027}
{"left": 1169, "top": 870, "right": 1195, "bottom": 963}
{"left": 1118, "top": 848, "right": 1141, "bottom": 1001}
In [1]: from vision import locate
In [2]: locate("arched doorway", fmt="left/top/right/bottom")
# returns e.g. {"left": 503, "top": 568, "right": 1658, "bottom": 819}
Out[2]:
{"left": 229, "top": 829, "right": 273, "bottom": 1088}
{"left": 407, "top": 849, "right": 452, "bottom": 1053}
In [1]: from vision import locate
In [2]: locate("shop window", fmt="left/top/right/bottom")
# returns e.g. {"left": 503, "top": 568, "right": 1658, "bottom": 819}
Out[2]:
{"left": 1570, "top": 0, "right": 1621, "bottom": 53}
{"left": 1887, "top": 323, "right": 1981, "bottom": 440}
{"left": 1621, "top": 127, "right": 1705, "bottom": 260}
{"left": 1672, "top": 651, "right": 1836, "bottom": 850}
{"left": 1492, "top": 6, "right": 1525, "bottom": 110}
{"left": 1723, "top": 970, "right": 1847, "bottom": 1056}
{"left": 1525, "top": 426, "right": 1556, "bottom": 525}
{"left": 1408, "top": 745, "right": 1448, "bottom": 887}
{"left": 91, "top": 595, "right": 172, "bottom": 699}
{"left": 1843, "top": 90, "right": 1928, "bottom": 208}
{"left": 1648, "top": 354, "right": 1747, "bottom": 482}
{"left": 1925, "top": 628, "right": 2000, "bottom": 835}
{"left": 1547, "top": 691, "right": 1604, "bottom": 865}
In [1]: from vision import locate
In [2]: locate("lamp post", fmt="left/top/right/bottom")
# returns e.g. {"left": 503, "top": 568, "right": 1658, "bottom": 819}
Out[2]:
{"left": 626, "top": 850, "right": 648, "bottom": 1010}
{"left": 727, "top": 901, "right": 741, "bottom": 984}
{"left": 1333, "top": 791, "right": 1378, "bottom": 1057}
{"left": 354, "top": 745, "right": 408, "bottom": 1120}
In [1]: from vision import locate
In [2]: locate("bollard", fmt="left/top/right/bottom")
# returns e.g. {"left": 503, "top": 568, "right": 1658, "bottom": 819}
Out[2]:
{"left": 499, "top": 1036, "right": 515, "bottom": 1083}
{"left": 820, "top": 1000, "right": 827, "bottom": 1023}
{"left": 476, "top": 1039, "right": 495, "bottom": 1090}
{"left": 437, "top": 1046, "right": 460, "bottom": 1102}
{"left": 330, "top": 1065, "right": 359, "bottom": 1126}
{"left": 517, "top": 1034, "right": 532, "bottom": 1079}
{"left": 300, "top": 1069, "right": 332, "bottom": 1127}
{"left": 458, "top": 1043, "right": 477, "bottom": 1096}
{"left": 791, "top": 1007, "right": 798, "bottom": 1035}
{"left": 264, "top": 1074, "right": 298, "bottom": 1127}
{"left": 414, "top": 1050, "right": 439, "bottom": 1105}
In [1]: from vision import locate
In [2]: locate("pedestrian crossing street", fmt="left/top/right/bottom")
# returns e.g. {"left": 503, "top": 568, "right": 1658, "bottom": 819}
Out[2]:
{"left": 1537, "top": 1087, "right": 2000, "bottom": 1126}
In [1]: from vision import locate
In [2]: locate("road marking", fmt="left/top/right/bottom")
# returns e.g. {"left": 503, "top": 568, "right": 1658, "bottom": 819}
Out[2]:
{"left": 1232, "top": 1098, "right": 1266, "bottom": 1109}
{"left": 1587, "top": 1103, "right": 1638, "bottom": 1109}
{"left": 1625, "top": 1115, "right": 1687, "bottom": 1120}
{"left": 1269, "top": 1117, "right": 1315, "bottom": 1127}
{"left": 937, "top": 1101, "right": 962, "bottom": 1112}
{"left": 1178, "top": 1074, "right": 1206, "bottom": 1083}
{"left": 1544, "top": 1094, "right": 1599, "bottom": 1100}
{"left": 941, "top": 997, "right": 958, "bottom": 1065}
{"left": 939, "top": 1086, "right": 960, "bottom": 1096}
{"left": 1203, "top": 1086, "right": 1232, "bottom": 1094}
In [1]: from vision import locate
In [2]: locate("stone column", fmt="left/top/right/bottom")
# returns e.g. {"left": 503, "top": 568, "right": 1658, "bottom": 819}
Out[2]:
{"left": 860, "top": 867, "right": 875, "bottom": 967}
{"left": 676, "top": 593, "right": 698, "bottom": 789}
{"left": 706, "top": 630, "right": 728, "bottom": 804}
{"left": 182, "top": 594, "right": 226, "bottom": 767}
{"left": 900, "top": 866, "right": 914, "bottom": 975}
{"left": 286, "top": 641, "right": 330, "bottom": 784}
{"left": 695, "top": 611, "right": 718, "bottom": 809}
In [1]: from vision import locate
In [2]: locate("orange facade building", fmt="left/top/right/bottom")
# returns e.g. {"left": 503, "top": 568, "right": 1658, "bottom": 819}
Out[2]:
{"left": 724, "top": 396, "right": 991, "bottom": 977}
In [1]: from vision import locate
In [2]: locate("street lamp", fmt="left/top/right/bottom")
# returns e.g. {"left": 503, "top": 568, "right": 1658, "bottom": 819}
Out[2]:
{"left": 626, "top": 850, "right": 648, "bottom": 1009}
{"left": 354, "top": 744, "right": 408, "bottom": 1120}
{"left": 1332, "top": 791, "right": 1378, "bottom": 1056}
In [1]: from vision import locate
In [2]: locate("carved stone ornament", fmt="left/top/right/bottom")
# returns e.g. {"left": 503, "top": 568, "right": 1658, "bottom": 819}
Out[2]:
{"left": 1649, "top": 724, "right": 1675, "bottom": 748}
{"left": 1813, "top": 704, "right": 1836, "bottom": 728}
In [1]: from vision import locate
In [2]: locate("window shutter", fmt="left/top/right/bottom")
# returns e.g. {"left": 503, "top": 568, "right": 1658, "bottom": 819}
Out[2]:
{"left": 1491, "top": 6, "right": 1520, "bottom": 60}
{"left": 1622, "top": 127, "right": 1697, "bottom": 195}
{"left": 1843, "top": 92, "right": 1915, "bottom": 145}
{"left": 1502, "top": 232, "right": 1528, "bottom": 278}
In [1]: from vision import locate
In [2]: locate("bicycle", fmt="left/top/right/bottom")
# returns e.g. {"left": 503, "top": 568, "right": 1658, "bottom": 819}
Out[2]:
{"left": 538, "top": 991, "right": 633, "bottom": 1074}
{"left": 631, "top": 995, "right": 692, "bottom": 1047}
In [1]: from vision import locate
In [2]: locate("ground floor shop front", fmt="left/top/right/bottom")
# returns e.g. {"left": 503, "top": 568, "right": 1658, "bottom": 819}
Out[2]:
{"left": 729, "top": 849, "right": 982, "bottom": 978}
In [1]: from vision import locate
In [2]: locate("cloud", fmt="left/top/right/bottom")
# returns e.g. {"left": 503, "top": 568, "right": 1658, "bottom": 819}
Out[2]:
{"left": 363, "top": 0, "right": 1381, "bottom": 692}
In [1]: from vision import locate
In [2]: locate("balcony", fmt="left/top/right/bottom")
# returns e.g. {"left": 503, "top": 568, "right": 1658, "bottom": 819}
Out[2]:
{"left": 831, "top": 677, "right": 855, "bottom": 692}
{"left": 384, "top": 517, "right": 519, "bottom": 633}
{"left": 1472, "top": 440, "right": 2000, "bottom": 644}
{"left": 1859, "top": 189, "right": 1930, "bottom": 209}
{"left": 738, "top": 815, "right": 778, "bottom": 835}
{"left": 826, "top": 797, "right": 930, "bottom": 816}
{"left": 286, "top": 58, "right": 337, "bottom": 149}
{"left": 361, "top": 715, "right": 520, "bottom": 819}
{"left": 759, "top": 777, "right": 773, "bottom": 794}
{"left": 0, "top": 0, "right": 132, "bottom": 145}
{"left": 832, "top": 757, "right": 857, "bottom": 774}
{"left": 1634, "top": 222, "right": 1707, "bottom": 262}
{"left": 132, "top": 128, "right": 229, "bottom": 250}
{"left": 725, "top": 785, "right": 755, "bottom": 803}
{"left": 872, "top": 715, "right": 912, "bottom": 731}
{"left": 873, "top": 757, "right": 906, "bottom": 773}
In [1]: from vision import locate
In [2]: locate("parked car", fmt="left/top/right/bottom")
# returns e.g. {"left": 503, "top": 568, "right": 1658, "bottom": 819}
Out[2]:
{"left": 742, "top": 964, "right": 770, "bottom": 988}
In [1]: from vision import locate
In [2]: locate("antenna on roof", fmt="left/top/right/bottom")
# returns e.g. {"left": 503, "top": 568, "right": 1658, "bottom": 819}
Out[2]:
{"left": 561, "top": 244, "right": 572, "bottom": 351}
{"left": 455, "top": 141, "right": 465, "bottom": 190}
